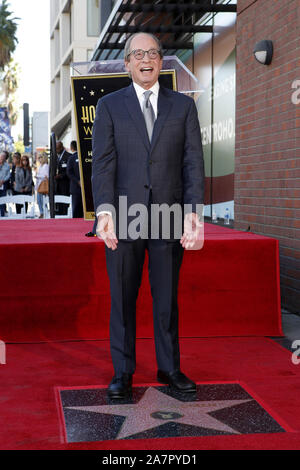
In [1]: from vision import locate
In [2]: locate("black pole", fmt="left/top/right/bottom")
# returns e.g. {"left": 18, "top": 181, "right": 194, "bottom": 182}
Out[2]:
{"left": 49, "top": 132, "right": 57, "bottom": 218}
{"left": 23, "top": 103, "right": 30, "bottom": 147}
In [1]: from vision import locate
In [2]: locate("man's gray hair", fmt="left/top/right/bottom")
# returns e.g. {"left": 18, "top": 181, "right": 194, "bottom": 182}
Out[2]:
{"left": 124, "top": 32, "right": 163, "bottom": 60}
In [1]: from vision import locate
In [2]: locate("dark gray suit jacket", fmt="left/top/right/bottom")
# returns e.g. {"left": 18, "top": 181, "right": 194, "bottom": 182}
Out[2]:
{"left": 92, "top": 83, "right": 204, "bottom": 239}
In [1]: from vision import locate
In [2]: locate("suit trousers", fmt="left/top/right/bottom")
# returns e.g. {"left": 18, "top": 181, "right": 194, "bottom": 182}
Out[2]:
{"left": 105, "top": 237, "right": 184, "bottom": 376}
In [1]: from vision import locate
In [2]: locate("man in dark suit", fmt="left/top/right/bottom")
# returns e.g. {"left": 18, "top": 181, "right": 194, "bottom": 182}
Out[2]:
{"left": 55, "top": 141, "right": 70, "bottom": 215}
{"left": 92, "top": 33, "right": 204, "bottom": 399}
{"left": 67, "top": 140, "right": 83, "bottom": 218}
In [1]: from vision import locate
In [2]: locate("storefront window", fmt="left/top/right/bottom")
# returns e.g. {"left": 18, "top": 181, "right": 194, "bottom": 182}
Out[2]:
{"left": 183, "top": 5, "right": 236, "bottom": 222}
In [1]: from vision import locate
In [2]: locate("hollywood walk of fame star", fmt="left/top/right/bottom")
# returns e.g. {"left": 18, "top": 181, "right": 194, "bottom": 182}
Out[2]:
{"left": 66, "top": 387, "right": 252, "bottom": 440}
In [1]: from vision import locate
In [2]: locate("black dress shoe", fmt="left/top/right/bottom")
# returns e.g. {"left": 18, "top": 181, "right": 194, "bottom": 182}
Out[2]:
{"left": 107, "top": 373, "right": 133, "bottom": 399}
{"left": 157, "top": 369, "right": 196, "bottom": 392}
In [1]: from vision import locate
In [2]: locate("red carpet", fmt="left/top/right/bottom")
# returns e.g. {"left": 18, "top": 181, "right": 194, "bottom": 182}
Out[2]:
{"left": 0, "top": 219, "right": 282, "bottom": 341}
{"left": 1, "top": 337, "right": 300, "bottom": 449}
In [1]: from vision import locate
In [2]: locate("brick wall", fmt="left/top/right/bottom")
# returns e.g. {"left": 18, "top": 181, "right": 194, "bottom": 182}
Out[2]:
{"left": 235, "top": 0, "right": 300, "bottom": 312}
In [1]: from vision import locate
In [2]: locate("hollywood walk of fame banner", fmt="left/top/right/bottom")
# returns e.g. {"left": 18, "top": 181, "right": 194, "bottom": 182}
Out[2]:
{"left": 71, "top": 71, "right": 176, "bottom": 220}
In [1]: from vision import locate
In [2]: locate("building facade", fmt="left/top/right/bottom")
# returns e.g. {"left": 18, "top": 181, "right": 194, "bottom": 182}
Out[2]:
{"left": 32, "top": 112, "right": 49, "bottom": 155}
{"left": 91, "top": 0, "right": 237, "bottom": 222}
{"left": 235, "top": 0, "right": 300, "bottom": 312}
{"left": 50, "top": 0, "right": 112, "bottom": 146}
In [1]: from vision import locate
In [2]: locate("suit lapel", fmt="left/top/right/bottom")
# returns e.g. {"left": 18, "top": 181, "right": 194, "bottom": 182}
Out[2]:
{"left": 124, "top": 84, "right": 150, "bottom": 151}
{"left": 150, "top": 86, "right": 172, "bottom": 153}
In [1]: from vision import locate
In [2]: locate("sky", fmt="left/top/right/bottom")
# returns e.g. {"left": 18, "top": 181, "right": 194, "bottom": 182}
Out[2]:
{"left": 7, "top": 0, "right": 50, "bottom": 139}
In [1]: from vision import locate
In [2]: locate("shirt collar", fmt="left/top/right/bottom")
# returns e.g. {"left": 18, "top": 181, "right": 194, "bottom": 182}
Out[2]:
{"left": 133, "top": 81, "right": 160, "bottom": 100}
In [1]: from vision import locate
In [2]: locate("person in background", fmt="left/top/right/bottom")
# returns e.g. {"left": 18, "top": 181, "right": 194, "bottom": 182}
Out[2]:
{"left": 55, "top": 141, "right": 70, "bottom": 215}
{"left": 10, "top": 152, "right": 21, "bottom": 190}
{"left": 2, "top": 150, "right": 9, "bottom": 161}
{"left": 20, "top": 155, "right": 33, "bottom": 195}
{"left": 36, "top": 153, "right": 49, "bottom": 219}
{"left": 14, "top": 155, "right": 33, "bottom": 213}
{"left": 10, "top": 152, "right": 22, "bottom": 214}
{"left": 0, "top": 152, "right": 11, "bottom": 216}
{"left": 67, "top": 140, "right": 83, "bottom": 218}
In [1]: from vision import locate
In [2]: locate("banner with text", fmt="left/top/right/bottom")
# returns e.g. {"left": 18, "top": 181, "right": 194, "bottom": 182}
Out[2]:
{"left": 71, "top": 71, "right": 176, "bottom": 219}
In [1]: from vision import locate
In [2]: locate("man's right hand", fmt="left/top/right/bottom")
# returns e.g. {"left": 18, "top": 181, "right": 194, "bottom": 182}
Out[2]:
{"left": 96, "top": 214, "right": 118, "bottom": 250}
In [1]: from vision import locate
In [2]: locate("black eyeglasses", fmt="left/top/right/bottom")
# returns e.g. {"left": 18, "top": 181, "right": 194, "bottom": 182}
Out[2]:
{"left": 127, "top": 48, "right": 161, "bottom": 60}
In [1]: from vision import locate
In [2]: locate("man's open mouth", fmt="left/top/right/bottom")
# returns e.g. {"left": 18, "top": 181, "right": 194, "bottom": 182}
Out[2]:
{"left": 140, "top": 67, "right": 153, "bottom": 73}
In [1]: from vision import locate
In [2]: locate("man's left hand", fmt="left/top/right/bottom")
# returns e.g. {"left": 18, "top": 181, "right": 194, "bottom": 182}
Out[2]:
{"left": 180, "top": 212, "right": 204, "bottom": 250}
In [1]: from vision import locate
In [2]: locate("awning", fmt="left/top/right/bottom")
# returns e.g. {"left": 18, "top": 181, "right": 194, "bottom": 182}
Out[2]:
{"left": 91, "top": 0, "right": 237, "bottom": 61}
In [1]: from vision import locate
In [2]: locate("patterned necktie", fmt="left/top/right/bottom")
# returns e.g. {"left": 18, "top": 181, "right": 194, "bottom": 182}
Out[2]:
{"left": 143, "top": 90, "right": 155, "bottom": 141}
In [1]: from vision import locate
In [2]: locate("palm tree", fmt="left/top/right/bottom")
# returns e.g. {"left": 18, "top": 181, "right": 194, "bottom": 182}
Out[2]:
{"left": 3, "top": 59, "right": 20, "bottom": 125}
{"left": 0, "top": 0, "right": 18, "bottom": 69}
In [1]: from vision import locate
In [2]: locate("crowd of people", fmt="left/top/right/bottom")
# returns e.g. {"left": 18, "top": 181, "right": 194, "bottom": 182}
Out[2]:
{"left": 0, "top": 140, "right": 83, "bottom": 219}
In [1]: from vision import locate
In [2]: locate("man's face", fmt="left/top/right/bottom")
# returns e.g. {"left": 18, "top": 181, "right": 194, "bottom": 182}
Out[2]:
{"left": 0, "top": 154, "right": 5, "bottom": 165}
{"left": 125, "top": 34, "right": 163, "bottom": 90}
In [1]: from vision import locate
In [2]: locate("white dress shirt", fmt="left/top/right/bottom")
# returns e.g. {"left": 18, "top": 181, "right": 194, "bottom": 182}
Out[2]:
{"left": 132, "top": 81, "right": 159, "bottom": 119}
